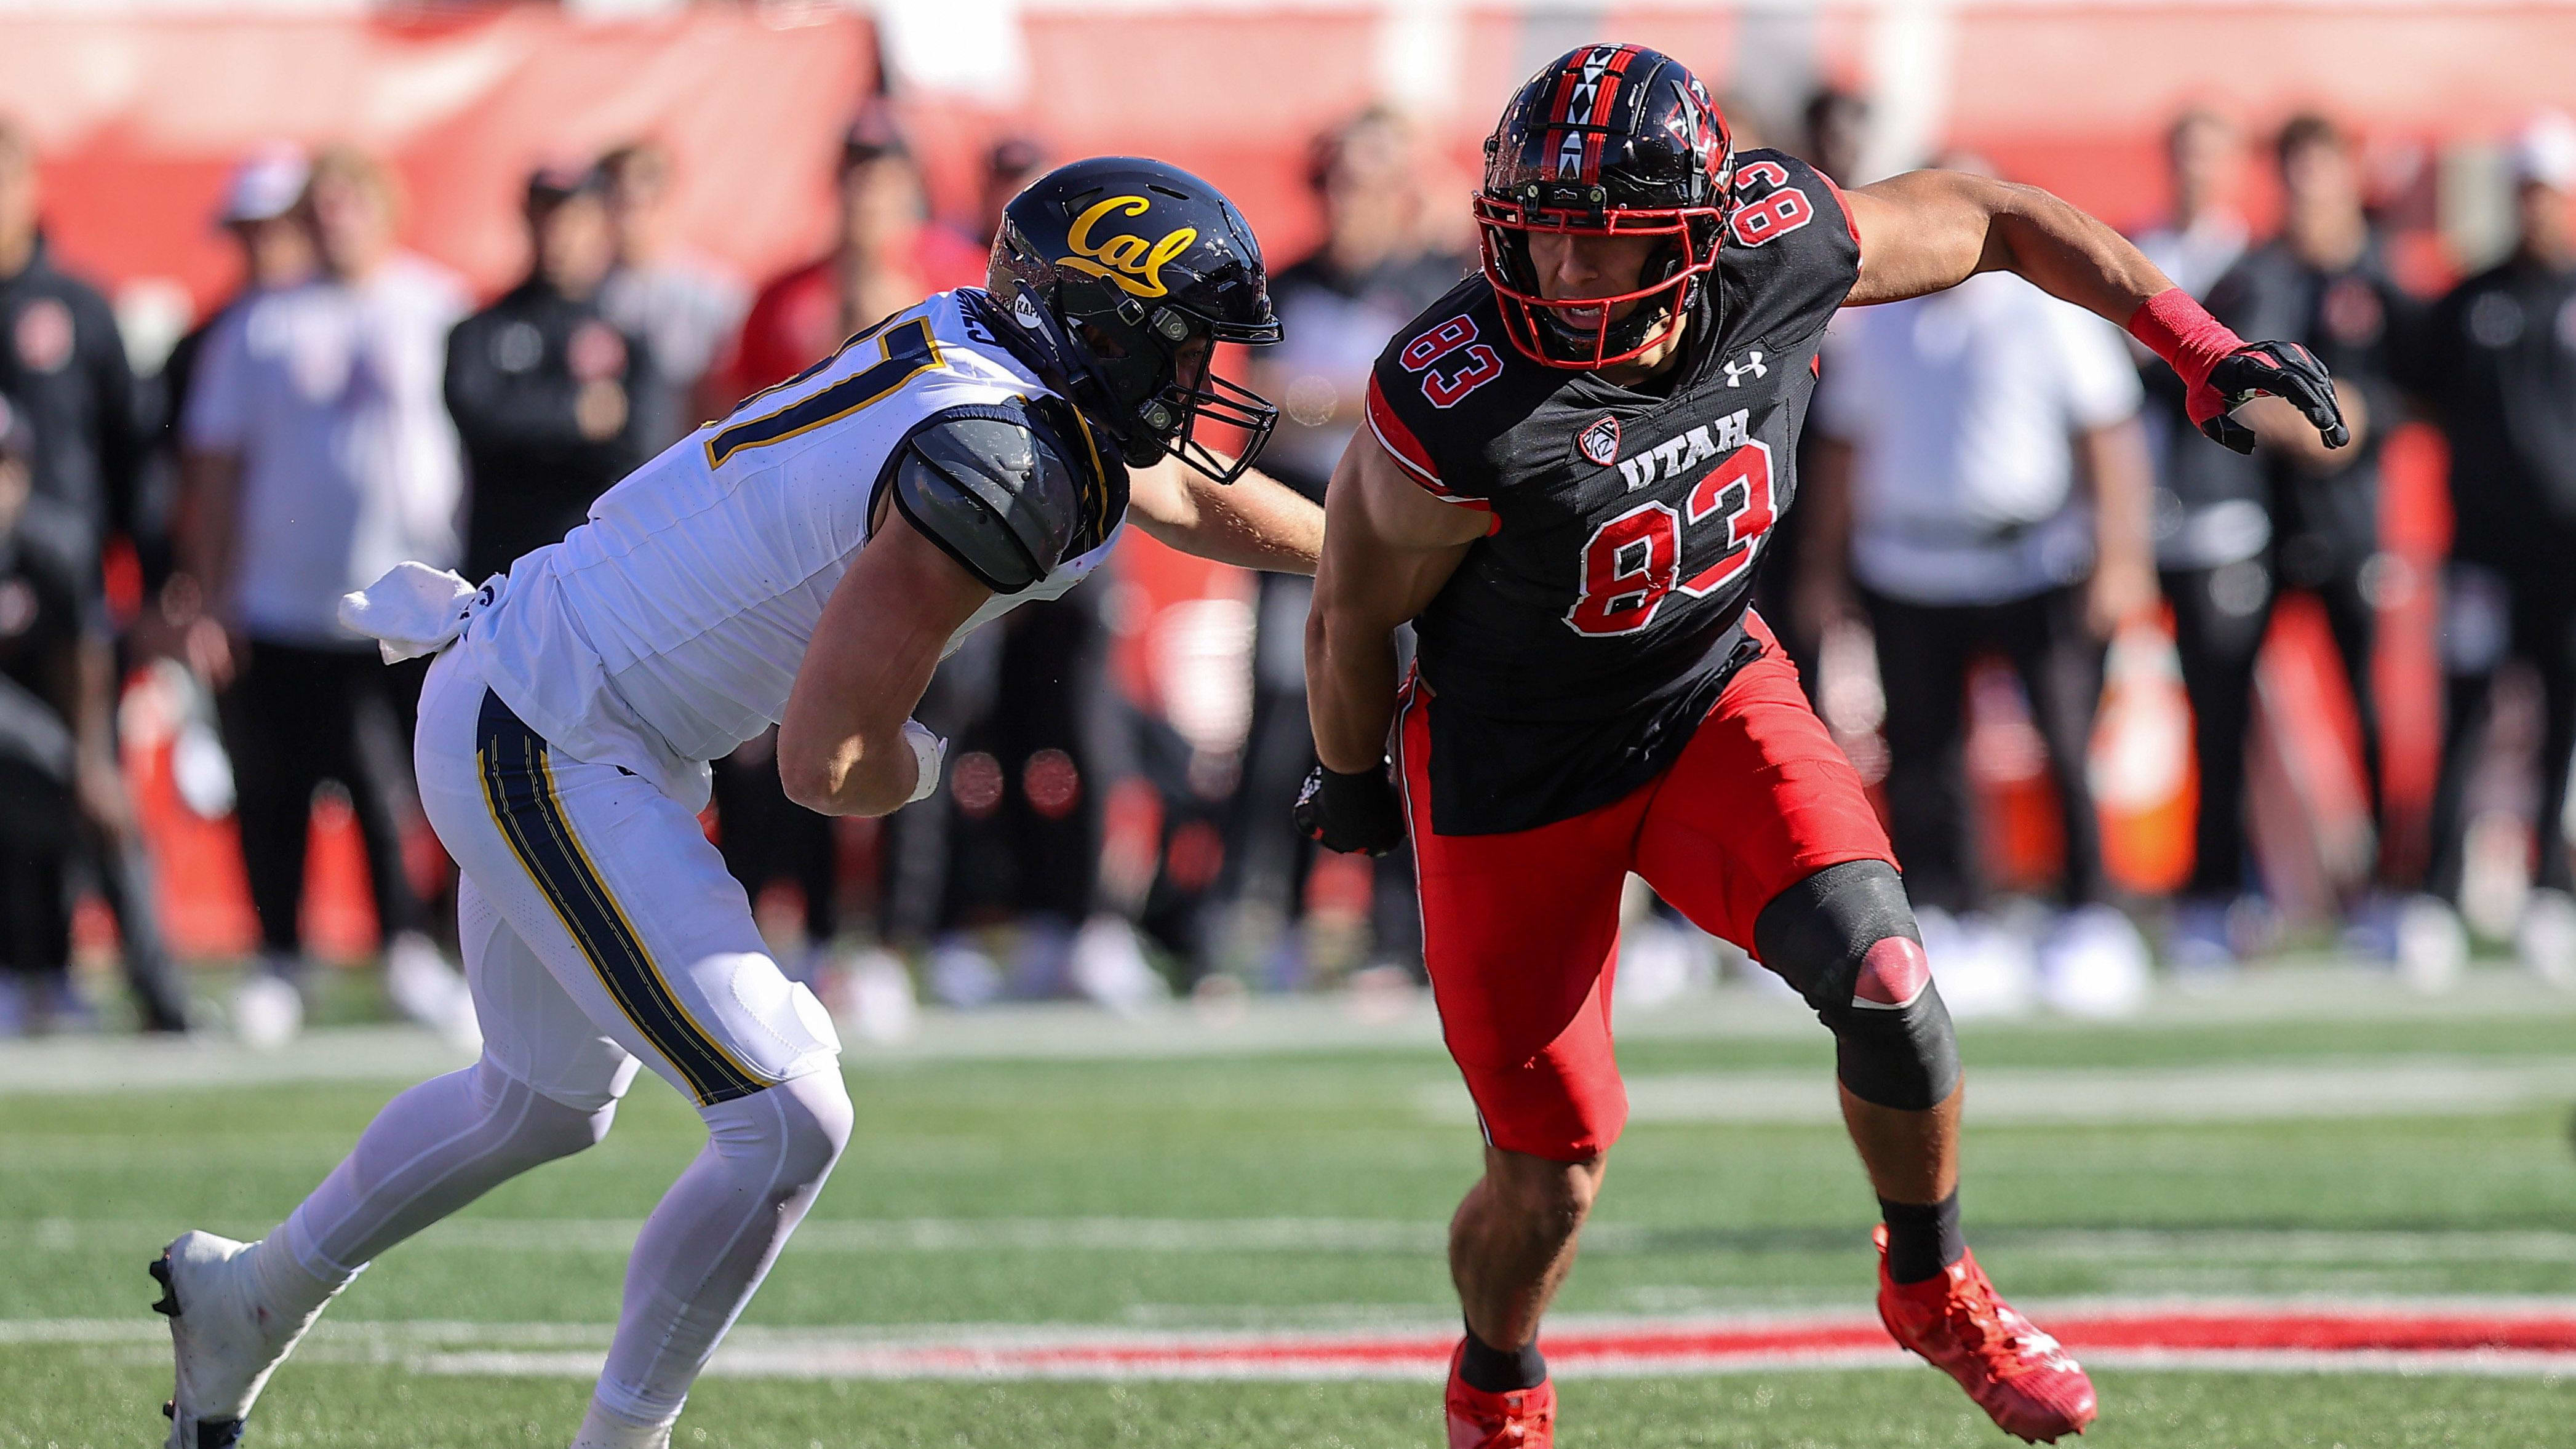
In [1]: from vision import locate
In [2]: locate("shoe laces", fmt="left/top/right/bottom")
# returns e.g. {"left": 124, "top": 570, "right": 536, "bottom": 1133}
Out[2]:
{"left": 1934, "top": 1270, "right": 2060, "bottom": 1381}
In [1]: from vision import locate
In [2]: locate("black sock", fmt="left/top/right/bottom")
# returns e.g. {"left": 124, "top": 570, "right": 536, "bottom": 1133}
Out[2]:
{"left": 1879, "top": 1190, "right": 1966, "bottom": 1285}
{"left": 1457, "top": 1323, "right": 1549, "bottom": 1392}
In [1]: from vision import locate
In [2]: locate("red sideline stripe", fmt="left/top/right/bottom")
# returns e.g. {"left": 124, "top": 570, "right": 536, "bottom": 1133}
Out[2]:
{"left": 767, "top": 1308, "right": 2576, "bottom": 1375}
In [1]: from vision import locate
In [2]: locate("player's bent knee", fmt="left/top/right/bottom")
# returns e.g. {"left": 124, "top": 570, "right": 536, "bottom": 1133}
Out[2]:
{"left": 1486, "top": 1148, "right": 1604, "bottom": 1227}
{"left": 471, "top": 1057, "right": 618, "bottom": 1163}
{"left": 1752, "top": 860, "right": 1960, "bottom": 1112}
{"left": 781, "top": 1068, "right": 855, "bottom": 1175}
{"left": 703, "top": 1069, "right": 853, "bottom": 1189}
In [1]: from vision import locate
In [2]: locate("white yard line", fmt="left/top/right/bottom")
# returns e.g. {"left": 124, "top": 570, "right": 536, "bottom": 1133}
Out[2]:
{"left": 7, "top": 966, "right": 2574, "bottom": 1095}
{"left": 30, "top": 1216, "right": 2576, "bottom": 1263}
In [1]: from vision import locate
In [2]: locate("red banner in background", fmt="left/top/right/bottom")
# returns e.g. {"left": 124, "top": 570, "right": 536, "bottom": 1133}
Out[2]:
{"left": 3, "top": 9, "right": 874, "bottom": 314}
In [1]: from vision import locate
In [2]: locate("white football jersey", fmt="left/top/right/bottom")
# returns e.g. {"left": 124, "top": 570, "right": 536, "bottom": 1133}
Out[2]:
{"left": 464, "top": 289, "right": 1122, "bottom": 805}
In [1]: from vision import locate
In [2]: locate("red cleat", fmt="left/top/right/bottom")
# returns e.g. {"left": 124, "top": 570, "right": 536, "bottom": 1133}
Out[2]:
{"left": 1875, "top": 1227, "right": 2097, "bottom": 1443}
{"left": 1444, "top": 1339, "right": 1556, "bottom": 1449}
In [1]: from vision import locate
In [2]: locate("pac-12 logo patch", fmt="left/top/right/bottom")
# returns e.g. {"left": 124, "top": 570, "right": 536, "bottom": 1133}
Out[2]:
{"left": 1577, "top": 415, "right": 1621, "bottom": 467}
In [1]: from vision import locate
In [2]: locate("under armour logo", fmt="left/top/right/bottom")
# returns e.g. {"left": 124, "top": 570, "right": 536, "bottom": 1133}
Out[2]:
{"left": 1724, "top": 351, "right": 1767, "bottom": 387}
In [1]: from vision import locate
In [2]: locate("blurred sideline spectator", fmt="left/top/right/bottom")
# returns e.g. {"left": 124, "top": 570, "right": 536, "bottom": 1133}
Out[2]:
{"left": 448, "top": 164, "right": 656, "bottom": 583}
{"left": 2204, "top": 114, "right": 2424, "bottom": 935}
{"left": 2130, "top": 109, "right": 2276, "bottom": 968}
{"left": 0, "top": 392, "right": 127, "bottom": 1032}
{"left": 178, "top": 146, "right": 474, "bottom": 1047}
{"left": 721, "top": 109, "right": 986, "bottom": 403}
{"left": 157, "top": 149, "right": 315, "bottom": 544}
{"left": 967, "top": 135, "right": 1048, "bottom": 249}
{"left": 0, "top": 118, "right": 143, "bottom": 588}
{"left": 709, "top": 110, "right": 979, "bottom": 983}
{"left": 157, "top": 147, "right": 317, "bottom": 602}
{"left": 1, "top": 114, "right": 189, "bottom": 1032}
{"left": 1800, "top": 87, "right": 1871, "bottom": 188}
{"left": 596, "top": 140, "right": 748, "bottom": 452}
{"left": 2408, "top": 114, "right": 2576, "bottom": 983}
{"left": 872, "top": 135, "right": 1166, "bottom": 1006}
{"left": 1227, "top": 106, "right": 1461, "bottom": 984}
{"left": 1756, "top": 86, "right": 1872, "bottom": 708}
{"left": 1803, "top": 158, "right": 2156, "bottom": 1016}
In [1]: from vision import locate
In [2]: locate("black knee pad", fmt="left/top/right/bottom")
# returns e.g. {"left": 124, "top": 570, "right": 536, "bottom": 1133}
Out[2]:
{"left": 1752, "top": 860, "right": 1959, "bottom": 1111}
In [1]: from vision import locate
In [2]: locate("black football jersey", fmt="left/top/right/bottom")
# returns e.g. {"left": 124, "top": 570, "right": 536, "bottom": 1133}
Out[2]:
{"left": 1365, "top": 150, "right": 1860, "bottom": 835}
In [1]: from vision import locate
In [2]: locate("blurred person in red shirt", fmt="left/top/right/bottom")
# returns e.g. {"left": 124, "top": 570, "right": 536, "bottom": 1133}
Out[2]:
{"left": 874, "top": 131, "right": 1166, "bottom": 1003}
{"left": 723, "top": 110, "right": 986, "bottom": 399}
{"left": 706, "top": 110, "right": 981, "bottom": 981}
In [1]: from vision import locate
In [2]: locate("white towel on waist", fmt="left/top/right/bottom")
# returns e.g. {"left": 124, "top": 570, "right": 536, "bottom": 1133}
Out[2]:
{"left": 337, "top": 562, "right": 490, "bottom": 664}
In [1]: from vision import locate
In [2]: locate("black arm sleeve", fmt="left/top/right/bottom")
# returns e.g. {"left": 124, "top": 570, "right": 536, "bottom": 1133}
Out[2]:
{"left": 882, "top": 407, "right": 1089, "bottom": 594}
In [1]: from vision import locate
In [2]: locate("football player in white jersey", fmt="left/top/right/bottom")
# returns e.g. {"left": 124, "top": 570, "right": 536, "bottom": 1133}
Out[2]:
{"left": 150, "top": 158, "right": 1326, "bottom": 1449}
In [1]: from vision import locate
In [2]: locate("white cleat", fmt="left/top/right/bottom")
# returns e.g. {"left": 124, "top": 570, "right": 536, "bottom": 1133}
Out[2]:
{"left": 2517, "top": 888, "right": 2576, "bottom": 989}
{"left": 2037, "top": 903, "right": 2153, "bottom": 1019}
{"left": 229, "top": 975, "right": 303, "bottom": 1052}
{"left": 151, "top": 1232, "right": 319, "bottom": 1448}
{"left": 2395, "top": 894, "right": 2469, "bottom": 996}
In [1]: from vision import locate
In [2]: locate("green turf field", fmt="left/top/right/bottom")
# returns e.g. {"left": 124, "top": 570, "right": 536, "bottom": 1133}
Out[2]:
{"left": 9, "top": 967, "right": 2576, "bottom": 1447}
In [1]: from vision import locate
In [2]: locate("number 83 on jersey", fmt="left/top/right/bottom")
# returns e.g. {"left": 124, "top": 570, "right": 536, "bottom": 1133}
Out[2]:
{"left": 1566, "top": 411, "right": 1776, "bottom": 637}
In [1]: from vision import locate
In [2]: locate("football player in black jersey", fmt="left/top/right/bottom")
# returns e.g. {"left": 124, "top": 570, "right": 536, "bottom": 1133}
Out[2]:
{"left": 1298, "top": 45, "right": 2348, "bottom": 1447}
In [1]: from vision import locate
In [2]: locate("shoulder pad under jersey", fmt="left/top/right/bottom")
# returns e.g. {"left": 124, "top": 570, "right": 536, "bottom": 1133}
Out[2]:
{"left": 882, "top": 404, "right": 1095, "bottom": 594}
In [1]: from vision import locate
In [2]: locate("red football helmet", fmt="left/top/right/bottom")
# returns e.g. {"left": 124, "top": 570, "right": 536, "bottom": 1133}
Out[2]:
{"left": 1475, "top": 44, "right": 1734, "bottom": 370}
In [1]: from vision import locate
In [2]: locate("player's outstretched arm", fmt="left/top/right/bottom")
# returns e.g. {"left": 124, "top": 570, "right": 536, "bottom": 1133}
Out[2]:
{"left": 1298, "top": 432, "right": 1484, "bottom": 853}
{"left": 778, "top": 507, "right": 992, "bottom": 818}
{"left": 1127, "top": 455, "right": 1325, "bottom": 575}
{"left": 1840, "top": 170, "right": 2348, "bottom": 455}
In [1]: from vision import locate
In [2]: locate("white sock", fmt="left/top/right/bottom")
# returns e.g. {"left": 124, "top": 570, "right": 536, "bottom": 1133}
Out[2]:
{"left": 571, "top": 1400, "right": 673, "bottom": 1449}
{"left": 247, "top": 1233, "right": 351, "bottom": 1325}
{"left": 586, "top": 1071, "right": 851, "bottom": 1429}
{"left": 273, "top": 1058, "right": 614, "bottom": 1304}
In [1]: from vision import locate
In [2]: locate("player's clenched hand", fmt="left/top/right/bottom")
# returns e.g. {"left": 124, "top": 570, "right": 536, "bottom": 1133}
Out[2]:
{"left": 1295, "top": 762, "right": 1406, "bottom": 856}
{"left": 2193, "top": 341, "right": 2348, "bottom": 455}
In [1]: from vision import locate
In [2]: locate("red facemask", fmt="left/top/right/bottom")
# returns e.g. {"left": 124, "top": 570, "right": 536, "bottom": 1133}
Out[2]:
{"left": 1475, "top": 195, "right": 1723, "bottom": 370}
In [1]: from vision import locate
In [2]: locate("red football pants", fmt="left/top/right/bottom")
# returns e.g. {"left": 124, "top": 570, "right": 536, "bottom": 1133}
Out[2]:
{"left": 1397, "top": 615, "right": 1894, "bottom": 1162}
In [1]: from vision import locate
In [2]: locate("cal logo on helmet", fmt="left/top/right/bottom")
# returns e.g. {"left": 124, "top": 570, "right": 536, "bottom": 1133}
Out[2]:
{"left": 1060, "top": 196, "right": 1198, "bottom": 300}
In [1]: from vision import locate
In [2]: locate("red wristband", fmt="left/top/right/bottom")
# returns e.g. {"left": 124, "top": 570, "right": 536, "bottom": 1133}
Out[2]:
{"left": 2125, "top": 287, "right": 2243, "bottom": 394}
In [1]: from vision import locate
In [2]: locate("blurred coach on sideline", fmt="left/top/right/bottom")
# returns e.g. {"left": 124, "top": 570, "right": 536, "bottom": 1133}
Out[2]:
{"left": 447, "top": 164, "right": 655, "bottom": 585}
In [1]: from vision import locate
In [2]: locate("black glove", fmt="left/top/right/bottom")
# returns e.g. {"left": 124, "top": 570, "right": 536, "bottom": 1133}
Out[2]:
{"left": 2193, "top": 340, "right": 2350, "bottom": 455}
{"left": 1294, "top": 762, "right": 1406, "bottom": 856}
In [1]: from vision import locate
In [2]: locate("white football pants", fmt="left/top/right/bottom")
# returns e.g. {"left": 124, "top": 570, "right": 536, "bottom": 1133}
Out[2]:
{"left": 269, "top": 646, "right": 851, "bottom": 1432}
